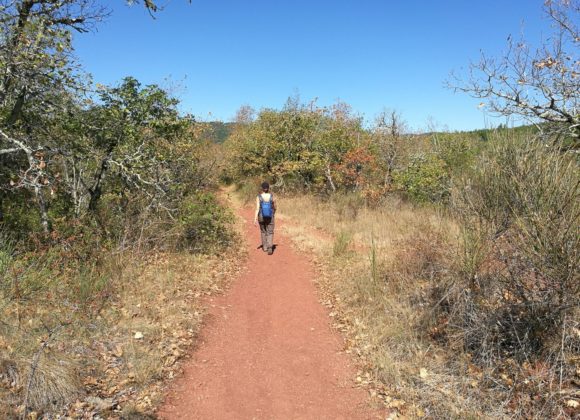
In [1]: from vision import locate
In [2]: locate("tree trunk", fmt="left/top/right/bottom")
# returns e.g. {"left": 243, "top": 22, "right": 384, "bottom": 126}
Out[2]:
{"left": 25, "top": 150, "right": 50, "bottom": 234}
{"left": 34, "top": 184, "right": 50, "bottom": 234}
{"left": 325, "top": 163, "right": 336, "bottom": 192}
{"left": 88, "top": 150, "right": 113, "bottom": 212}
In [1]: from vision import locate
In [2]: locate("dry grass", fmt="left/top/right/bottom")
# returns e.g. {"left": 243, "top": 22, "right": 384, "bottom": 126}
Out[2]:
{"left": 440, "top": 138, "right": 580, "bottom": 419}
{"left": 278, "top": 194, "right": 509, "bottom": 418}
{"left": 0, "top": 220, "right": 245, "bottom": 418}
{"left": 22, "top": 354, "right": 80, "bottom": 412}
{"left": 278, "top": 193, "right": 456, "bottom": 261}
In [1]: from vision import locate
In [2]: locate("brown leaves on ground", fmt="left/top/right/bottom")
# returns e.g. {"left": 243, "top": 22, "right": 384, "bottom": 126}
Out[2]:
{"left": 0, "top": 249, "right": 244, "bottom": 418}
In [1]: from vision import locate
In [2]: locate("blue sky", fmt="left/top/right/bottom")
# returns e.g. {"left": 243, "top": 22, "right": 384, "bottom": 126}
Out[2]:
{"left": 73, "top": 0, "right": 550, "bottom": 131}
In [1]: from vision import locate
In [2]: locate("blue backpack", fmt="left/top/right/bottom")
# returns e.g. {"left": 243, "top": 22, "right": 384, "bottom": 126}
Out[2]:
{"left": 259, "top": 194, "right": 273, "bottom": 219}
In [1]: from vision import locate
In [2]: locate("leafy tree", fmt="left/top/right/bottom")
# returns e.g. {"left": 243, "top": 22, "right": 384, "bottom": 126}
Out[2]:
{"left": 394, "top": 153, "right": 450, "bottom": 203}
{"left": 225, "top": 99, "right": 367, "bottom": 192}
{"left": 80, "top": 77, "right": 188, "bottom": 212}
{"left": 0, "top": 0, "right": 105, "bottom": 232}
{"left": 314, "top": 102, "right": 365, "bottom": 191}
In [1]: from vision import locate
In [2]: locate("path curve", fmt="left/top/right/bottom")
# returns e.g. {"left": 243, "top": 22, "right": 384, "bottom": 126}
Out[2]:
{"left": 158, "top": 204, "right": 380, "bottom": 420}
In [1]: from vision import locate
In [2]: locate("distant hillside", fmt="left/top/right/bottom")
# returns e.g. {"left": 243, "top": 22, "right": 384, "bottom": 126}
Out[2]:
{"left": 200, "top": 120, "right": 539, "bottom": 145}
{"left": 443, "top": 124, "right": 539, "bottom": 141}
{"left": 201, "top": 121, "right": 237, "bottom": 144}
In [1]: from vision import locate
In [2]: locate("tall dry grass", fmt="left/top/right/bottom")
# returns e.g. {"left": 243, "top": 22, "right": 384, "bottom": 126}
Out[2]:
{"left": 277, "top": 134, "right": 579, "bottom": 418}
{"left": 278, "top": 194, "right": 506, "bottom": 418}
{"left": 443, "top": 136, "right": 579, "bottom": 419}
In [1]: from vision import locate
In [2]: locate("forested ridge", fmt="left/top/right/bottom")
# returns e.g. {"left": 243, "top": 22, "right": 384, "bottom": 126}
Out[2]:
{"left": 0, "top": 0, "right": 578, "bottom": 418}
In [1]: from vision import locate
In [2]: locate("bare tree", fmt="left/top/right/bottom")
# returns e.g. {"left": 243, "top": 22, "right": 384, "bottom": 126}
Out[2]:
{"left": 448, "top": 0, "right": 579, "bottom": 145}
{"left": 373, "top": 109, "right": 407, "bottom": 187}
{"left": 233, "top": 105, "right": 256, "bottom": 124}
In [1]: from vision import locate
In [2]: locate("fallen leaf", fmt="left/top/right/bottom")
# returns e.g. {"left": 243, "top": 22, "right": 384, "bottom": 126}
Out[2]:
{"left": 388, "top": 399, "right": 406, "bottom": 409}
{"left": 113, "top": 344, "right": 123, "bottom": 357}
{"left": 83, "top": 376, "right": 98, "bottom": 386}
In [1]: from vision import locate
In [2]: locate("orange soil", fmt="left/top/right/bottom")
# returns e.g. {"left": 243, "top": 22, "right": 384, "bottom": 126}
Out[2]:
{"left": 158, "top": 206, "right": 383, "bottom": 419}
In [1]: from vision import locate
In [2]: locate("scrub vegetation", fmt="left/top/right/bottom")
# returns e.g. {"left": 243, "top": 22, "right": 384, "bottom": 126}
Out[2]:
{"left": 0, "top": 0, "right": 577, "bottom": 418}
{"left": 0, "top": 0, "right": 240, "bottom": 417}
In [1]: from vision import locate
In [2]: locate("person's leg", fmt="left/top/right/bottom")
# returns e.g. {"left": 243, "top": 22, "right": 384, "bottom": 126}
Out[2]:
{"left": 266, "top": 220, "right": 275, "bottom": 254}
{"left": 259, "top": 222, "right": 268, "bottom": 251}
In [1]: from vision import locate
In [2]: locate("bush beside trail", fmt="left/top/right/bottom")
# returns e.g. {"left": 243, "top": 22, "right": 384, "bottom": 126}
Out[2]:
{"left": 0, "top": 0, "right": 240, "bottom": 415}
{"left": 0, "top": 73, "right": 239, "bottom": 417}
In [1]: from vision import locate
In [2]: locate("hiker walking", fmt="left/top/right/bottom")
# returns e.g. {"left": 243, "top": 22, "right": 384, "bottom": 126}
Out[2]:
{"left": 254, "top": 181, "right": 276, "bottom": 255}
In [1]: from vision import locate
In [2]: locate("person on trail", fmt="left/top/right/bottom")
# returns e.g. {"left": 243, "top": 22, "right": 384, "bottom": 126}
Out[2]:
{"left": 254, "top": 181, "right": 276, "bottom": 255}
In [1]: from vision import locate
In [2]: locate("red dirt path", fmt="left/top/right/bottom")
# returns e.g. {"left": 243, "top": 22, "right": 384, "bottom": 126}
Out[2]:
{"left": 158, "top": 205, "right": 381, "bottom": 420}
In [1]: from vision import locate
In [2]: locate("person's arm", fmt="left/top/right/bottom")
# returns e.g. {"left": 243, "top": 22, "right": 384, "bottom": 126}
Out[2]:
{"left": 254, "top": 195, "right": 260, "bottom": 225}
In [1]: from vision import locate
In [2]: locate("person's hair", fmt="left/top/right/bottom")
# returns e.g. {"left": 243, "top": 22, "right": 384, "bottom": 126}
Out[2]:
{"left": 261, "top": 181, "right": 270, "bottom": 191}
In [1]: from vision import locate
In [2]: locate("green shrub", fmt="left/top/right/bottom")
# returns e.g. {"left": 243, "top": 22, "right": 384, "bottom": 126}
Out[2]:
{"left": 0, "top": 192, "right": 42, "bottom": 241}
{"left": 178, "top": 192, "right": 233, "bottom": 252}
{"left": 332, "top": 230, "right": 352, "bottom": 257}
{"left": 394, "top": 154, "right": 450, "bottom": 203}
{"left": 434, "top": 134, "right": 479, "bottom": 175}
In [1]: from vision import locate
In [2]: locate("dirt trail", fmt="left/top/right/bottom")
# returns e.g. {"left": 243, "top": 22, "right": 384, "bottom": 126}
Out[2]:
{"left": 158, "top": 204, "right": 381, "bottom": 420}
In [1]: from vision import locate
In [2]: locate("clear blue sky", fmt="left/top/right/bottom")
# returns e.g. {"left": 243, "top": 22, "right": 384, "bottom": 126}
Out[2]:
{"left": 73, "top": 0, "right": 550, "bottom": 131}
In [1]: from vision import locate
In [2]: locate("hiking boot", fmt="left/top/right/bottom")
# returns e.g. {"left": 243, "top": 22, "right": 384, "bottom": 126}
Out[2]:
{"left": 267, "top": 248, "right": 273, "bottom": 255}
